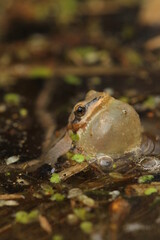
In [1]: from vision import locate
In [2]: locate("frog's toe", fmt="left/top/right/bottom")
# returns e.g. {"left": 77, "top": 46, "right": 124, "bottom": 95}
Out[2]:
{"left": 96, "top": 154, "right": 114, "bottom": 172}
{"left": 139, "top": 156, "right": 160, "bottom": 172}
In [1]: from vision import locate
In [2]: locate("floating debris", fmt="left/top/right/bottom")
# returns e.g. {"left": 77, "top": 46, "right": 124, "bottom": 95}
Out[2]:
{"left": 67, "top": 214, "right": 79, "bottom": 225}
{"left": 5, "top": 156, "right": 20, "bottom": 165}
{"left": 16, "top": 178, "right": 30, "bottom": 186}
{"left": 0, "top": 194, "right": 24, "bottom": 200}
{"left": 39, "top": 214, "right": 52, "bottom": 234}
{"left": 109, "top": 190, "right": 120, "bottom": 200}
{"left": 0, "top": 104, "right": 6, "bottom": 113}
{"left": 68, "top": 188, "right": 83, "bottom": 199}
{"left": 33, "top": 193, "right": 43, "bottom": 199}
{"left": 124, "top": 222, "right": 150, "bottom": 232}
{"left": 109, "top": 172, "right": 124, "bottom": 179}
{"left": 78, "top": 195, "right": 95, "bottom": 208}
{"left": 0, "top": 200, "right": 19, "bottom": 207}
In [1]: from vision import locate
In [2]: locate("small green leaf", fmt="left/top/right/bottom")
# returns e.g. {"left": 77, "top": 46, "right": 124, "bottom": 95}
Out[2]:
{"left": 75, "top": 46, "right": 96, "bottom": 57}
{"left": 15, "top": 211, "right": 29, "bottom": 224}
{"left": 144, "top": 187, "right": 157, "bottom": 195}
{"left": 30, "top": 67, "right": 52, "bottom": 79}
{"left": 138, "top": 175, "right": 154, "bottom": 184}
{"left": 113, "top": 164, "right": 117, "bottom": 169}
{"left": 125, "top": 49, "right": 143, "bottom": 67}
{"left": 74, "top": 208, "right": 87, "bottom": 221}
{"left": 4, "top": 93, "right": 20, "bottom": 105}
{"left": 69, "top": 132, "right": 79, "bottom": 142}
{"left": 71, "top": 154, "right": 85, "bottom": 163}
{"left": 28, "top": 210, "right": 39, "bottom": 220}
{"left": 119, "top": 96, "right": 129, "bottom": 103}
{"left": 64, "top": 75, "right": 81, "bottom": 86}
{"left": 80, "top": 221, "right": 93, "bottom": 234}
{"left": 50, "top": 173, "right": 61, "bottom": 184}
{"left": 41, "top": 183, "right": 54, "bottom": 195}
{"left": 52, "top": 235, "right": 63, "bottom": 240}
{"left": 50, "top": 193, "right": 65, "bottom": 202}
{"left": 15, "top": 210, "right": 39, "bottom": 224}
{"left": 5, "top": 172, "right": 10, "bottom": 176}
{"left": 19, "top": 108, "right": 28, "bottom": 117}
{"left": 143, "top": 96, "right": 156, "bottom": 109}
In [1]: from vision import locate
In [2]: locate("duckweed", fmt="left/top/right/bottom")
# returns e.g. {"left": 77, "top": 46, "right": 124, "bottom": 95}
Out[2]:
{"left": 4, "top": 93, "right": 20, "bottom": 105}
{"left": 50, "top": 173, "right": 61, "bottom": 184}
{"left": 15, "top": 210, "right": 39, "bottom": 224}
{"left": 50, "top": 193, "right": 65, "bottom": 202}
{"left": 71, "top": 154, "right": 85, "bottom": 163}
{"left": 144, "top": 187, "right": 157, "bottom": 195}
{"left": 138, "top": 175, "right": 154, "bottom": 184}
{"left": 64, "top": 75, "right": 81, "bottom": 86}
{"left": 80, "top": 221, "right": 93, "bottom": 234}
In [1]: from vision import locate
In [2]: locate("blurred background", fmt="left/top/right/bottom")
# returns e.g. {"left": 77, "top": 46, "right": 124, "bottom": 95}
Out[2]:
{"left": 0, "top": 1, "right": 160, "bottom": 240}
{"left": 0, "top": 0, "right": 160, "bottom": 84}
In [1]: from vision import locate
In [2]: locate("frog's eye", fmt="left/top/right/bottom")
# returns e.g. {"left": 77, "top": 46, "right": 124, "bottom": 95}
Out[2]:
{"left": 74, "top": 105, "right": 86, "bottom": 118}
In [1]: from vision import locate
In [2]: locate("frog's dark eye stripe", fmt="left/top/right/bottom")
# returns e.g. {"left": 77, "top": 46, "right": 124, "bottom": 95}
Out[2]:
{"left": 85, "top": 96, "right": 101, "bottom": 108}
{"left": 72, "top": 96, "right": 102, "bottom": 123}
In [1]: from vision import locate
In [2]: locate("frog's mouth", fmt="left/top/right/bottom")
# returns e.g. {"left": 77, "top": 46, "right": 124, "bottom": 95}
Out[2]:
{"left": 67, "top": 94, "right": 111, "bottom": 132}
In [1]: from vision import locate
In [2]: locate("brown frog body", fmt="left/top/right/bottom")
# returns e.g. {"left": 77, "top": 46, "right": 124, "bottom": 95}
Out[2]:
{"left": 45, "top": 90, "right": 144, "bottom": 166}
{"left": 68, "top": 90, "right": 142, "bottom": 158}
{"left": 4, "top": 90, "right": 160, "bottom": 173}
{"left": 3, "top": 90, "right": 160, "bottom": 172}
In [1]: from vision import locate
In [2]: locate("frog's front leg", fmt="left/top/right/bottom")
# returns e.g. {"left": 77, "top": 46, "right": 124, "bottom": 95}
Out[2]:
{"left": 43, "top": 131, "right": 72, "bottom": 166}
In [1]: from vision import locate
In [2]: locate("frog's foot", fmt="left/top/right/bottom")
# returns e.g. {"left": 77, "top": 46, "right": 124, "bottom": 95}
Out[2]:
{"left": 94, "top": 154, "right": 114, "bottom": 172}
{"left": 141, "top": 134, "right": 160, "bottom": 155}
{"left": 138, "top": 156, "right": 160, "bottom": 173}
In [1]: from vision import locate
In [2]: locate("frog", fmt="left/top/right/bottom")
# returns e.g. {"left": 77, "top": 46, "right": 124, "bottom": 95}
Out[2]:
{"left": 2, "top": 90, "right": 160, "bottom": 174}
{"left": 44, "top": 90, "right": 160, "bottom": 172}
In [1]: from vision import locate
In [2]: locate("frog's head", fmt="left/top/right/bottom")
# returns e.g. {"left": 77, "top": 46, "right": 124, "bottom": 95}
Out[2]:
{"left": 68, "top": 90, "right": 142, "bottom": 157}
{"left": 68, "top": 90, "right": 111, "bottom": 132}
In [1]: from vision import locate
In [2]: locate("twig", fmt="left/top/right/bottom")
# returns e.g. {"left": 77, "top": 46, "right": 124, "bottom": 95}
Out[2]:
{"left": 0, "top": 64, "right": 144, "bottom": 81}
{"left": 78, "top": 0, "right": 139, "bottom": 16}
{"left": 0, "top": 159, "right": 43, "bottom": 173}
{"left": 39, "top": 215, "right": 52, "bottom": 234}
{"left": 0, "top": 224, "right": 12, "bottom": 234}
{"left": 0, "top": 194, "right": 24, "bottom": 200}
{"left": 59, "top": 162, "right": 89, "bottom": 181}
